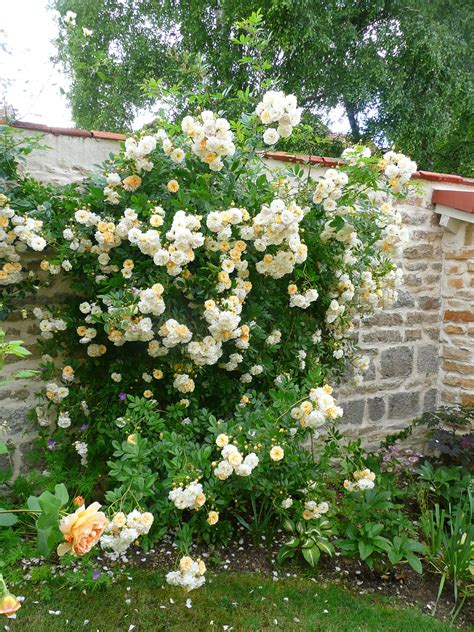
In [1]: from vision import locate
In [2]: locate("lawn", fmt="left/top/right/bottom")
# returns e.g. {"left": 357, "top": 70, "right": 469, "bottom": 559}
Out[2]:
{"left": 7, "top": 569, "right": 467, "bottom": 632}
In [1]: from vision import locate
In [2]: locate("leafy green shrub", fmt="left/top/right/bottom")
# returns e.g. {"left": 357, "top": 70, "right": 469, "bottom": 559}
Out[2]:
{"left": 1, "top": 33, "right": 431, "bottom": 592}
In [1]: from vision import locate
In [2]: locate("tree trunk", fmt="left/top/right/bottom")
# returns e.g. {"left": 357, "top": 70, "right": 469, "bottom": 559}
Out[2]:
{"left": 345, "top": 102, "right": 360, "bottom": 141}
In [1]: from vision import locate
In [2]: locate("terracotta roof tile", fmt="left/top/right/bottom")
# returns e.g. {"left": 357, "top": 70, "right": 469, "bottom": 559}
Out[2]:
{"left": 3, "top": 120, "right": 473, "bottom": 189}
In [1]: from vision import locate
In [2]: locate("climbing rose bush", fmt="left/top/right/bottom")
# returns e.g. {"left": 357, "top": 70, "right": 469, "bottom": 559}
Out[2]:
{"left": 0, "top": 88, "right": 417, "bottom": 574}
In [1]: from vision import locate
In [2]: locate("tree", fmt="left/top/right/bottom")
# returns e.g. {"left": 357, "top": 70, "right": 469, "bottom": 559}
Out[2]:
{"left": 52, "top": 0, "right": 473, "bottom": 174}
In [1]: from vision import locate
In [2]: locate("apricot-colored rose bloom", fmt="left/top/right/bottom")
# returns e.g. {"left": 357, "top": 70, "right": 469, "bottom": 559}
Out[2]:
{"left": 0, "top": 594, "right": 21, "bottom": 616}
{"left": 167, "top": 179, "right": 179, "bottom": 193}
{"left": 57, "top": 502, "right": 108, "bottom": 557}
{"left": 122, "top": 175, "right": 142, "bottom": 191}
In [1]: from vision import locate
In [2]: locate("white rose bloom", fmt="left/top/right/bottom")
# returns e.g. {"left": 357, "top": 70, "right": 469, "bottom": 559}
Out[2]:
{"left": 263, "top": 128, "right": 280, "bottom": 145}
{"left": 170, "top": 148, "right": 185, "bottom": 163}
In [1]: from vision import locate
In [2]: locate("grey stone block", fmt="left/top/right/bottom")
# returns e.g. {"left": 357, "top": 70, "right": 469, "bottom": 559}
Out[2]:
{"left": 2, "top": 407, "right": 34, "bottom": 436}
{"left": 363, "top": 313, "right": 403, "bottom": 327}
{"left": 341, "top": 399, "right": 366, "bottom": 425}
{"left": 380, "top": 346, "right": 414, "bottom": 378}
{"left": 365, "top": 359, "right": 376, "bottom": 381}
{"left": 388, "top": 391, "right": 421, "bottom": 419}
{"left": 394, "top": 290, "right": 415, "bottom": 309}
{"left": 368, "top": 397, "right": 385, "bottom": 421}
{"left": 362, "top": 330, "right": 403, "bottom": 344}
{"left": 423, "top": 388, "right": 438, "bottom": 412}
{"left": 417, "top": 345, "right": 440, "bottom": 374}
{"left": 403, "top": 244, "right": 433, "bottom": 259}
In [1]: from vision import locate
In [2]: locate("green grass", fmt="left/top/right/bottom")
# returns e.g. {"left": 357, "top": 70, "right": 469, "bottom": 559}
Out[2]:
{"left": 6, "top": 568, "right": 465, "bottom": 632}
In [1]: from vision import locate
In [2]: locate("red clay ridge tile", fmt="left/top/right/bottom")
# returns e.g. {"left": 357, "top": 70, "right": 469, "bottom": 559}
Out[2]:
{"left": 11, "top": 121, "right": 52, "bottom": 133}
{"left": 264, "top": 150, "right": 343, "bottom": 167}
{"left": 48, "top": 127, "right": 92, "bottom": 138}
{"left": 414, "top": 170, "right": 474, "bottom": 185}
{"left": 3, "top": 122, "right": 474, "bottom": 187}
{"left": 263, "top": 151, "right": 474, "bottom": 187}
{"left": 92, "top": 130, "right": 127, "bottom": 141}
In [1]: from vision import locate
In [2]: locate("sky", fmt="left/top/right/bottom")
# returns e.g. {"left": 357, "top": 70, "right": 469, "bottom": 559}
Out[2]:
{"left": 1, "top": 1, "right": 73, "bottom": 126}
{"left": 0, "top": 0, "right": 350, "bottom": 134}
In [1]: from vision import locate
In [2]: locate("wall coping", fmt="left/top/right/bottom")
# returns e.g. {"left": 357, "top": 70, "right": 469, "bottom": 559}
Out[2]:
{"left": 3, "top": 120, "right": 474, "bottom": 206}
{"left": 264, "top": 151, "right": 474, "bottom": 189}
{"left": 1, "top": 119, "right": 127, "bottom": 141}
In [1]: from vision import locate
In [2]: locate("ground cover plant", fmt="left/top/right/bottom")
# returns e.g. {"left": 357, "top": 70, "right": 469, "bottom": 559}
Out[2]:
{"left": 0, "top": 13, "right": 472, "bottom": 627}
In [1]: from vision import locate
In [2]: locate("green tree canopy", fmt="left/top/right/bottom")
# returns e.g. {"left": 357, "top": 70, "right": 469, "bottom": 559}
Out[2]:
{"left": 52, "top": 0, "right": 473, "bottom": 174}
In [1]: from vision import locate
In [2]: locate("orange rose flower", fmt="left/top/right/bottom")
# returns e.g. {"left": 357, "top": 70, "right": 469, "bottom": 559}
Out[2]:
{"left": 0, "top": 594, "right": 21, "bottom": 616}
{"left": 122, "top": 175, "right": 142, "bottom": 191}
{"left": 0, "top": 575, "right": 21, "bottom": 617}
{"left": 72, "top": 495, "right": 85, "bottom": 507}
{"left": 57, "top": 502, "right": 108, "bottom": 557}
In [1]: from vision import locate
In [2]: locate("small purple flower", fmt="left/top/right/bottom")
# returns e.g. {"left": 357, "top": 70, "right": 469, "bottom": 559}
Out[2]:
{"left": 81, "top": 423, "right": 88, "bottom": 431}
{"left": 47, "top": 439, "right": 57, "bottom": 450}
{"left": 92, "top": 570, "right": 101, "bottom": 580}
{"left": 119, "top": 392, "right": 127, "bottom": 401}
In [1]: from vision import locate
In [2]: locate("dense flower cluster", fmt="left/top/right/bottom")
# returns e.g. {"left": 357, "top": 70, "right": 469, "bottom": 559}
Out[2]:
{"left": 166, "top": 556, "right": 207, "bottom": 591}
{"left": 344, "top": 468, "right": 376, "bottom": 492}
{"left": 214, "top": 435, "right": 259, "bottom": 479}
{"left": 291, "top": 385, "right": 343, "bottom": 429}
{"left": 25, "top": 107, "right": 414, "bottom": 428}
{"left": 1, "top": 85, "right": 422, "bottom": 593}
{"left": 169, "top": 482, "right": 206, "bottom": 510}
{"left": 0, "top": 197, "right": 47, "bottom": 286}
{"left": 100, "top": 510, "right": 154, "bottom": 559}
{"left": 379, "top": 150, "right": 418, "bottom": 193}
{"left": 33, "top": 308, "right": 67, "bottom": 339}
{"left": 256, "top": 91, "right": 302, "bottom": 144}
{"left": 182, "top": 111, "right": 235, "bottom": 171}
{"left": 303, "top": 500, "right": 330, "bottom": 520}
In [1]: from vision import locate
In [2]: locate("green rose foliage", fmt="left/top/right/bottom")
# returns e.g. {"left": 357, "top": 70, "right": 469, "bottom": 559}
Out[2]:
{"left": 1, "top": 88, "right": 418, "bottom": 554}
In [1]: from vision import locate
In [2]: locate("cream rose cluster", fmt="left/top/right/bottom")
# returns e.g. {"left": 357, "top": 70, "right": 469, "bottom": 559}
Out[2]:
{"left": 344, "top": 468, "right": 376, "bottom": 492}
{"left": 248, "top": 199, "right": 309, "bottom": 279}
{"left": 182, "top": 111, "right": 235, "bottom": 172}
{"left": 303, "top": 500, "right": 329, "bottom": 520}
{"left": 0, "top": 200, "right": 47, "bottom": 286}
{"left": 380, "top": 150, "right": 417, "bottom": 193}
{"left": 291, "top": 384, "right": 343, "bottom": 429}
{"left": 166, "top": 556, "right": 207, "bottom": 591}
{"left": 256, "top": 90, "right": 302, "bottom": 145}
{"left": 33, "top": 307, "right": 67, "bottom": 340}
{"left": 100, "top": 509, "right": 154, "bottom": 560}
{"left": 312, "top": 168, "right": 349, "bottom": 211}
{"left": 214, "top": 440, "right": 259, "bottom": 479}
{"left": 169, "top": 481, "right": 206, "bottom": 510}
{"left": 124, "top": 134, "right": 157, "bottom": 172}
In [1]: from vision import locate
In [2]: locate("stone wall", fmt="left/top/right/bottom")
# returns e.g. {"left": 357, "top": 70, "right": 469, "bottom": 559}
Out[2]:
{"left": 2, "top": 130, "right": 473, "bottom": 476}
{"left": 1, "top": 272, "right": 72, "bottom": 477}
{"left": 336, "top": 193, "right": 443, "bottom": 441}
{"left": 439, "top": 222, "right": 474, "bottom": 406}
